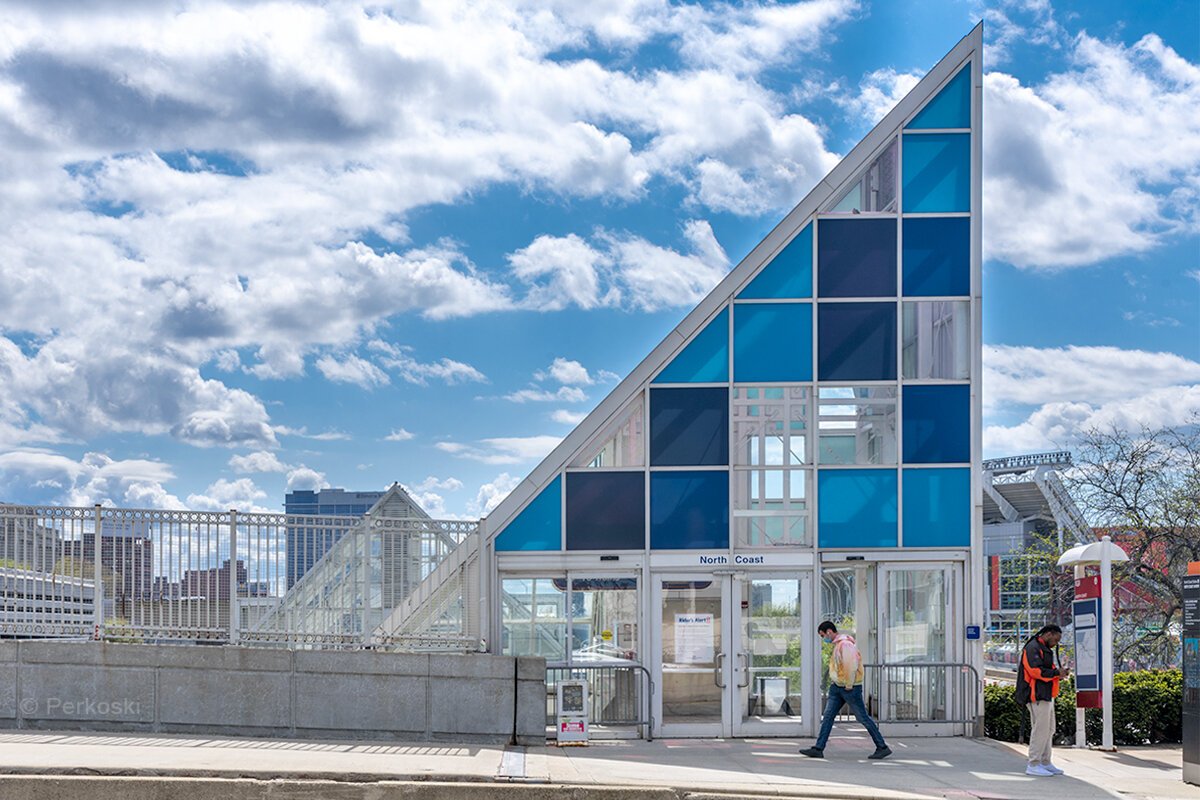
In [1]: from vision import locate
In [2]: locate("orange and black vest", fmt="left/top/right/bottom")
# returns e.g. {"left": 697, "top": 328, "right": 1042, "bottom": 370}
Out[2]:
{"left": 1017, "top": 636, "right": 1060, "bottom": 703}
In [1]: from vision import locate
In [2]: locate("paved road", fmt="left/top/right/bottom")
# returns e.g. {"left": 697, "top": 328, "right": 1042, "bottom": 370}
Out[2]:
{"left": 0, "top": 726, "right": 1193, "bottom": 800}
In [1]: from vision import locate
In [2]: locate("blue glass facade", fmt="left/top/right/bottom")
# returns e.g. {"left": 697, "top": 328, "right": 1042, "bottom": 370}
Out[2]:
{"left": 284, "top": 488, "right": 385, "bottom": 588}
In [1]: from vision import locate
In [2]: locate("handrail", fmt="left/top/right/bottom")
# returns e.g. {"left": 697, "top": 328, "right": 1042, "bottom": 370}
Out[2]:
{"left": 546, "top": 661, "right": 655, "bottom": 741}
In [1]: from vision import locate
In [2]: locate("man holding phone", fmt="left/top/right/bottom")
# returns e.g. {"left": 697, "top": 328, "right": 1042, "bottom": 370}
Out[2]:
{"left": 1016, "top": 624, "right": 1071, "bottom": 776}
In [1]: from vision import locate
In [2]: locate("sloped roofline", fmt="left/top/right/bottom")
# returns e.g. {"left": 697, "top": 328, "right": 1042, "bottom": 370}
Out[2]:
{"left": 483, "top": 23, "right": 983, "bottom": 539}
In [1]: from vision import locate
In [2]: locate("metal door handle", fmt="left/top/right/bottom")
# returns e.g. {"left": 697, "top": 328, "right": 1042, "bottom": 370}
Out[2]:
{"left": 738, "top": 653, "right": 750, "bottom": 688}
{"left": 714, "top": 652, "right": 726, "bottom": 688}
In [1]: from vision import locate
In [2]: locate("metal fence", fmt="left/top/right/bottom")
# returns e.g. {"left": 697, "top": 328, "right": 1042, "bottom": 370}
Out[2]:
{"left": 863, "top": 661, "right": 982, "bottom": 729}
{"left": 546, "top": 662, "right": 653, "bottom": 740}
{"left": 0, "top": 502, "right": 480, "bottom": 651}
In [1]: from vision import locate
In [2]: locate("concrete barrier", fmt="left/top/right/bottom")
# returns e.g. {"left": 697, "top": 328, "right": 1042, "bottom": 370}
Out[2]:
{"left": 0, "top": 641, "right": 545, "bottom": 745}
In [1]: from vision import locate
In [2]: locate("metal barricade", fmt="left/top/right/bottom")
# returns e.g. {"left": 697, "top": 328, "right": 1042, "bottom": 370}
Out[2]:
{"left": 865, "top": 661, "right": 982, "bottom": 731}
{"left": 546, "top": 662, "right": 654, "bottom": 741}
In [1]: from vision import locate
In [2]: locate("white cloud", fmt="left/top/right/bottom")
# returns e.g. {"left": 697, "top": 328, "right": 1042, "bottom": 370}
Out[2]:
{"left": 383, "top": 428, "right": 416, "bottom": 442}
{"left": 369, "top": 341, "right": 487, "bottom": 386}
{"left": 436, "top": 435, "right": 563, "bottom": 465}
{"left": 273, "top": 426, "right": 352, "bottom": 441}
{"left": 0, "top": 450, "right": 182, "bottom": 508}
{"left": 469, "top": 472, "right": 522, "bottom": 517}
{"left": 285, "top": 466, "right": 328, "bottom": 492}
{"left": 315, "top": 353, "right": 390, "bottom": 389}
{"left": 984, "top": 34, "right": 1200, "bottom": 269}
{"left": 838, "top": 67, "right": 922, "bottom": 124}
{"left": 508, "top": 234, "right": 613, "bottom": 311}
{"left": 413, "top": 476, "right": 465, "bottom": 493}
{"left": 552, "top": 409, "right": 588, "bottom": 425}
{"left": 186, "top": 477, "right": 271, "bottom": 513}
{"left": 504, "top": 386, "right": 588, "bottom": 404}
{"left": 536, "top": 358, "right": 594, "bottom": 386}
{"left": 228, "top": 450, "right": 290, "bottom": 474}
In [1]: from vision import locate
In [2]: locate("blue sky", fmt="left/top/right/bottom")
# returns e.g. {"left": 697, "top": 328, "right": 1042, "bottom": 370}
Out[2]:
{"left": 0, "top": 0, "right": 1196, "bottom": 518}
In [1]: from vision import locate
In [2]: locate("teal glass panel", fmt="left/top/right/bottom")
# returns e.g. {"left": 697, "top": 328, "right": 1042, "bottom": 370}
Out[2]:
{"left": 902, "top": 385, "right": 970, "bottom": 463}
{"left": 733, "top": 303, "right": 812, "bottom": 383}
{"left": 902, "top": 133, "right": 970, "bottom": 213}
{"left": 906, "top": 66, "right": 971, "bottom": 130}
{"left": 654, "top": 308, "right": 729, "bottom": 383}
{"left": 495, "top": 476, "right": 561, "bottom": 551}
{"left": 902, "top": 217, "right": 969, "bottom": 296}
{"left": 737, "top": 223, "right": 813, "bottom": 299}
{"left": 902, "top": 468, "right": 970, "bottom": 547}
{"left": 650, "top": 471, "right": 729, "bottom": 550}
{"left": 817, "top": 469, "right": 897, "bottom": 548}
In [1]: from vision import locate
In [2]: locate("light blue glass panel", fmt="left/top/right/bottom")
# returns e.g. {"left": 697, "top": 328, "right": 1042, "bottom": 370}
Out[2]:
{"left": 902, "top": 133, "right": 970, "bottom": 213}
{"left": 902, "top": 385, "right": 970, "bottom": 463}
{"left": 903, "top": 468, "right": 970, "bottom": 547}
{"left": 733, "top": 303, "right": 812, "bottom": 383}
{"left": 650, "top": 471, "right": 730, "bottom": 550}
{"left": 654, "top": 308, "right": 729, "bottom": 383}
{"left": 495, "top": 476, "right": 561, "bottom": 551}
{"left": 906, "top": 66, "right": 971, "bottom": 130}
{"left": 817, "top": 469, "right": 898, "bottom": 548}
{"left": 737, "top": 223, "right": 813, "bottom": 299}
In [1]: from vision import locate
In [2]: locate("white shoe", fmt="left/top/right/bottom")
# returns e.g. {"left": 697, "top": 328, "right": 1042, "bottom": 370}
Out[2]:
{"left": 1026, "top": 764, "right": 1054, "bottom": 776}
{"left": 1044, "top": 763, "right": 1064, "bottom": 775}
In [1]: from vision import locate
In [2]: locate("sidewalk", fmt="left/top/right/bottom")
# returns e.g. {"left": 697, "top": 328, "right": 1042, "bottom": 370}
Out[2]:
{"left": 0, "top": 726, "right": 1193, "bottom": 800}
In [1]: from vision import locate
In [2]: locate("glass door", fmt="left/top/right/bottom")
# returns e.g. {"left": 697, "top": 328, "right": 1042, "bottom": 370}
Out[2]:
{"left": 653, "top": 574, "right": 730, "bottom": 737}
{"left": 732, "top": 572, "right": 812, "bottom": 736}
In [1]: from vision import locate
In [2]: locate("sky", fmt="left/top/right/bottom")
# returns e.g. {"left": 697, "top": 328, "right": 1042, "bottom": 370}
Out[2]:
{"left": 0, "top": 0, "right": 1196, "bottom": 519}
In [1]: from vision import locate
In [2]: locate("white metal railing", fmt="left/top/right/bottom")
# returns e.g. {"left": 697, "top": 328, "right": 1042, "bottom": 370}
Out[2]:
{"left": 0, "top": 502, "right": 480, "bottom": 651}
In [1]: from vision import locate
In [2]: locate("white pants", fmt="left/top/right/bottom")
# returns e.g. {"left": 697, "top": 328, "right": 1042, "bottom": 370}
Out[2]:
{"left": 1027, "top": 700, "right": 1055, "bottom": 766}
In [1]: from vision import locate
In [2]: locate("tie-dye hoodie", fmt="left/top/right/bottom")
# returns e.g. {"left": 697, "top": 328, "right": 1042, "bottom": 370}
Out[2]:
{"left": 829, "top": 633, "right": 865, "bottom": 689}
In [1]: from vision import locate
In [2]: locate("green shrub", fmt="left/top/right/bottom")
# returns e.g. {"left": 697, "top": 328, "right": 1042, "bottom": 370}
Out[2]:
{"left": 984, "top": 669, "right": 1183, "bottom": 745}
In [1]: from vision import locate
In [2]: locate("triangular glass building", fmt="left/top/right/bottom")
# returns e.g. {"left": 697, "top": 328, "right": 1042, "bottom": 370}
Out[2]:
{"left": 482, "top": 26, "right": 982, "bottom": 739}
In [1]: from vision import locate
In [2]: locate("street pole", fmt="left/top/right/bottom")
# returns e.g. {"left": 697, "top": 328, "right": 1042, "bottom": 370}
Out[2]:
{"left": 1074, "top": 562, "right": 1086, "bottom": 749}
{"left": 1100, "top": 535, "right": 1114, "bottom": 750}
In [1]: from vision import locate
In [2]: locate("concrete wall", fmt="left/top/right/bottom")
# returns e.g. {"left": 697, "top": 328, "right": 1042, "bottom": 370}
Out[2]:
{"left": 0, "top": 641, "right": 545, "bottom": 745}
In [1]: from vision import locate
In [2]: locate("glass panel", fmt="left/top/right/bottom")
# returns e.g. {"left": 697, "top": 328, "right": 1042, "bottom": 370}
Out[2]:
{"left": 737, "top": 222, "right": 813, "bottom": 299}
{"left": 902, "top": 384, "right": 970, "bottom": 464}
{"left": 570, "top": 577, "right": 639, "bottom": 664}
{"left": 828, "top": 138, "right": 897, "bottom": 214}
{"left": 661, "top": 578, "right": 722, "bottom": 724}
{"left": 501, "top": 577, "right": 568, "bottom": 661}
{"left": 733, "top": 469, "right": 810, "bottom": 547}
{"left": 733, "top": 303, "right": 812, "bottom": 383}
{"left": 741, "top": 578, "right": 803, "bottom": 722}
{"left": 902, "top": 217, "right": 969, "bottom": 297}
{"left": 817, "top": 469, "right": 898, "bottom": 548}
{"left": 906, "top": 66, "right": 971, "bottom": 130}
{"left": 882, "top": 569, "right": 947, "bottom": 719}
{"left": 565, "top": 472, "right": 645, "bottom": 550}
{"left": 650, "top": 471, "right": 729, "bottom": 550}
{"left": 902, "top": 132, "right": 971, "bottom": 213}
{"left": 816, "top": 218, "right": 897, "bottom": 298}
{"left": 732, "top": 385, "right": 810, "bottom": 466}
{"left": 572, "top": 396, "right": 645, "bottom": 468}
{"left": 903, "top": 468, "right": 970, "bottom": 547}
{"left": 902, "top": 301, "right": 969, "bottom": 380}
{"left": 817, "top": 386, "right": 897, "bottom": 465}
{"left": 495, "top": 476, "right": 561, "bottom": 551}
{"left": 817, "top": 302, "right": 897, "bottom": 381}
{"left": 649, "top": 387, "right": 729, "bottom": 467}
{"left": 654, "top": 308, "right": 729, "bottom": 384}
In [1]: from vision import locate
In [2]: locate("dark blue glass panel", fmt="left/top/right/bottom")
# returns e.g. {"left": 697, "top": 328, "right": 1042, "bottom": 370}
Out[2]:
{"left": 902, "top": 133, "right": 971, "bottom": 213}
{"left": 902, "top": 385, "right": 970, "bottom": 463}
{"left": 817, "top": 218, "right": 896, "bottom": 298}
{"left": 650, "top": 471, "right": 729, "bottom": 550}
{"left": 906, "top": 66, "right": 971, "bottom": 130}
{"left": 902, "top": 468, "right": 970, "bottom": 547}
{"left": 654, "top": 308, "right": 728, "bottom": 383}
{"left": 495, "top": 476, "right": 561, "bottom": 551}
{"left": 733, "top": 303, "right": 812, "bottom": 383}
{"left": 738, "top": 223, "right": 813, "bottom": 299}
{"left": 566, "top": 472, "right": 645, "bottom": 550}
{"left": 902, "top": 217, "right": 970, "bottom": 296}
{"left": 817, "top": 302, "right": 897, "bottom": 381}
{"left": 817, "top": 469, "right": 897, "bottom": 548}
{"left": 650, "top": 387, "right": 729, "bottom": 466}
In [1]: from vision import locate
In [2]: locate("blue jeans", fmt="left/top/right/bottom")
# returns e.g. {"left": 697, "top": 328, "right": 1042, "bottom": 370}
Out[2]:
{"left": 814, "top": 684, "right": 887, "bottom": 750}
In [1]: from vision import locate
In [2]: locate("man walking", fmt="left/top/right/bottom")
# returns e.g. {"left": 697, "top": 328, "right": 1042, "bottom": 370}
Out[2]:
{"left": 800, "top": 621, "right": 891, "bottom": 760}
{"left": 1016, "top": 624, "right": 1070, "bottom": 776}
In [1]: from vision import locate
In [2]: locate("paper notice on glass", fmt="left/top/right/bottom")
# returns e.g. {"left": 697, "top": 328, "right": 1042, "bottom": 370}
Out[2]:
{"left": 675, "top": 613, "right": 715, "bottom": 664}
{"left": 1076, "top": 627, "right": 1098, "bottom": 677}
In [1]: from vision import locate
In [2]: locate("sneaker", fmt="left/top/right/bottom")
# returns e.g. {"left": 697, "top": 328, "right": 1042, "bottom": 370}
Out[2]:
{"left": 868, "top": 746, "right": 892, "bottom": 760}
{"left": 1026, "top": 764, "right": 1054, "bottom": 777}
{"left": 798, "top": 747, "right": 824, "bottom": 758}
{"left": 1044, "top": 763, "right": 1064, "bottom": 775}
